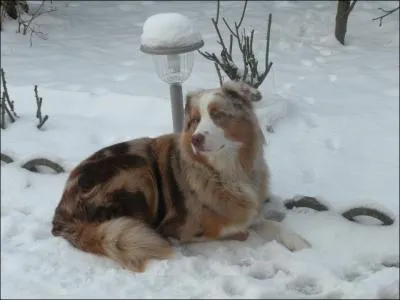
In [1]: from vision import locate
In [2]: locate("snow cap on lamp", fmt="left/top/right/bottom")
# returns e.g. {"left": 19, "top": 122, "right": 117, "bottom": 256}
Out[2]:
{"left": 140, "top": 13, "right": 204, "bottom": 84}
{"left": 140, "top": 12, "right": 204, "bottom": 55}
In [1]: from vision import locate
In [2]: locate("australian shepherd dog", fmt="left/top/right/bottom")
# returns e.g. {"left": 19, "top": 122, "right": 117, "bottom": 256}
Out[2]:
{"left": 51, "top": 81, "right": 311, "bottom": 272}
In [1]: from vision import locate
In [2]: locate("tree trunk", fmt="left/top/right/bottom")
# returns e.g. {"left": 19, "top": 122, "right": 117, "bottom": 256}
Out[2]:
{"left": 335, "top": 0, "right": 350, "bottom": 45}
{"left": 5, "top": 0, "right": 18, "bottom": 20}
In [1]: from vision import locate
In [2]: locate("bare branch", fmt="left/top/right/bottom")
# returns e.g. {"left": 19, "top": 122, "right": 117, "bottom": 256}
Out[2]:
{"left": 230, "top": 22, "right": 248, "bottom": 81}
{"left": 199, "top": 0, "right": 274, "bottom": 95}
{"left": 211, "top": 17, "right": 229, "bottom": 57}
{"left": 214, "top": 62, "right": 223, "bottom": 86}
{"left": 237, "top": 0, "right": 248, "bottom": 28}
{"left": 228, "top": 34, "right": 233, "bottom": 56}
{"left": 34, "top": 85, "right": 49, "bottom": 129}
{"left": 1, "top": 91, "right": 15, "bottom": 125}
{"left": 0, "top": 67, "right": 19, "bottom": 129}
{"left": 249, "top": 29, "right": 254, "bottom": 52}
{"left": 215, "top": 0, "right": 220, "bottom": 24}
{"left": 30, "top": 26, "right": 48, "bottom": 47}
{"left": 0, "top": 68, "right": 18, "bottom": 121}
{"left": 372, "top": 5, "right": 400, "bottom": 27}
{"left": 0, "top": 95, "right": 5, "bottom": 129}
{"left": 198, "top": 50, "right": 223, "bottom": 67}
{"left": 222, "top": 17, "right": 237, "bottom": 37}
{"left": 265, "top": 13, "right": 272, "bottom": 72}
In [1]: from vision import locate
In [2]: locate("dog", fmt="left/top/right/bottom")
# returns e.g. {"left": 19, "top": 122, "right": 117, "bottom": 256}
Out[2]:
{"left": 51, "top": 81, "right": 311, "bottom": 273}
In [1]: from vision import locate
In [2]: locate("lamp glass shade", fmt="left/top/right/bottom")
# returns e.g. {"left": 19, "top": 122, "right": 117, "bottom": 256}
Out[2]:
{"left": 152, "top": 52, "right": 194, "bottom": 84}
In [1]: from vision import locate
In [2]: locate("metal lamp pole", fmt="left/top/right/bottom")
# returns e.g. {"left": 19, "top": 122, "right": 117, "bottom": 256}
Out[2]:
{"left": 140, "top": 36, "right": 204, "bottom": 133}
{"left": 169, "top": 83, "right": 184, "bottom": 133}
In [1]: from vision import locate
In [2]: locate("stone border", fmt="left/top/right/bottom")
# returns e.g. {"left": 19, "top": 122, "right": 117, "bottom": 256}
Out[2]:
{"left": 1, "top": 153, "right": 14, "bottom": 164}
{"left": 21, "top": 158, "right": 65, "bottom": 174}
{"left": 1, "top": 152, "right": 65, "bottom": 174}
{"left": 284, "top": 196, "right": 395, "bottom": 226}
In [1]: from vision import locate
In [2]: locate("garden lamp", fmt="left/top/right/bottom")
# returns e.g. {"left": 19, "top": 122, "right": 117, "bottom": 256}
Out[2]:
{"left": 140, "top": 13, "right": 204, "bottom": 133}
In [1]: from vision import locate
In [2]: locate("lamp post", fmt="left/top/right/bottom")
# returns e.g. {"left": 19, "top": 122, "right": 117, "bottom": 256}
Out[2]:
{"left": 140, "top": 13, "right": 204, "bottom": 133}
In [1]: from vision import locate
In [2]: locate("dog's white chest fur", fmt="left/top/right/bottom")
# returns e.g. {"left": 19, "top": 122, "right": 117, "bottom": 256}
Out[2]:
{"left": 214, "top": 152, "right": 267, "bottom": 238}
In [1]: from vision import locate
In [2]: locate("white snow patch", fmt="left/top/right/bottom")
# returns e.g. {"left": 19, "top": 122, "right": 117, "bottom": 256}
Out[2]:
{"left": 141, "top": 13, "right": 202, "bottom": 48}
{"left": 377, "top": 280, "right": 399, "bottom": 299}
{"left": 0, "top": 1, "right": 398, "bottom": 298}
{"left": 254, "top": 92, "right": 289, "bottom": 131}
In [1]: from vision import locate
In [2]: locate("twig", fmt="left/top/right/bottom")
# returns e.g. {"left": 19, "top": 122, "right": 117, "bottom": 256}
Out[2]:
{"left": 214, "top": 62, "right": 223, "bottom": 86}
{"left": 34, "top": 85, "right": 49, "bottom": 129}
{"left": 265, "top": 14, "right": 272, "bottom": 72}
{"left": 222, "top": 17, "right": 237, "bottom": 37}
{"left": 0, "top": 69, "right": 17, "bottom": 129}
{"left": 228, "top": 34, "right": 233, "bottom": 56}
{"left": 0, "top": 68, "right": 18, "bottom": 119}
{"left": 372, "top": 5, "right": 400, "bottom": 27}
{"left": 237, "top": 0, "right": 248, "bottom": 28}
{"left": 210, "top": 17, "right": 229, "bottom": 57}
{"left": 258, "top": 13, "right": 273, "bottom": 88}
{"left": 30, "top": 27, "right": 48, "bottom": 47}
{"left": 1, "top": 91, "right": 15, "bottom": 126}
{"left": 215, "top": 0, "right": 220, "bottom": 24}
{"left": 0, "top": 93, "right": 5, "bottom": 129}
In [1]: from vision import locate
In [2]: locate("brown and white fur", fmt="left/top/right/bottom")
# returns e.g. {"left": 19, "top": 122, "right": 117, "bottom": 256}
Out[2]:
{"left": 51, "top": 81, "right": 311, "bottom": 273}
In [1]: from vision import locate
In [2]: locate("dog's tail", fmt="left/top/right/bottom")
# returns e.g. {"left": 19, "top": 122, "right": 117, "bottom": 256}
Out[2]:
{"left": 52, "top": 217, "right": 173, "bottom": 272}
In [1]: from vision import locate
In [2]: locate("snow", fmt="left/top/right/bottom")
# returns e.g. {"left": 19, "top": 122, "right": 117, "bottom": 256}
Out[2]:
{"left": 141, "top": 12, "right": 203, "bottom": 49}
{"left": 1, "top": 0, "right": 399, "bottom": 298}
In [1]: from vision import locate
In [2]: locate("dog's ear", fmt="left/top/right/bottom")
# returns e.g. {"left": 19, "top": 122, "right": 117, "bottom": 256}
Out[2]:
{"left": 185, "top": 89, "right": 204, "bottom": 114}
{"left": 222, "top": 81, "right": 262, "bottom": 104}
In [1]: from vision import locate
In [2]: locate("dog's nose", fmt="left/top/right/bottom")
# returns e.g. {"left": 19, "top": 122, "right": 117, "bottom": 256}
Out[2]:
{"left": 191, "top": 133, "right": 205, "bottom": 148}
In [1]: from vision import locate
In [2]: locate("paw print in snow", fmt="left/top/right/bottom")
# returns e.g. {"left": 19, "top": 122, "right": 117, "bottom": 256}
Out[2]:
{"left": 286, "top": 275, "right": 322, "bottom": 295}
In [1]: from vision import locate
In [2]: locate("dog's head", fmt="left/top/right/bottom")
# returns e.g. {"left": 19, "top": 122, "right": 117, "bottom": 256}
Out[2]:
{"left": 181, "top": 81, "right": 265, "bottom": 169}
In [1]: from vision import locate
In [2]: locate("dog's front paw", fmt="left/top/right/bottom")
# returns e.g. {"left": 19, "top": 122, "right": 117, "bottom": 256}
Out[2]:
{"left": 251, "top": 219, "right": 311, "bottom": 252}
{"left": 279, "top": 232, "right": 311, "bottom": 252}
{"left": 221, "top": 231, "right": 249, "bottom": 242}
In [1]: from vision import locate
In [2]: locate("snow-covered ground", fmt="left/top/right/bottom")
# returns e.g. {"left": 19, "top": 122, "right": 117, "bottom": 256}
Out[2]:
{"left": 1, "top": 1, "right": 399, "bottom": 298}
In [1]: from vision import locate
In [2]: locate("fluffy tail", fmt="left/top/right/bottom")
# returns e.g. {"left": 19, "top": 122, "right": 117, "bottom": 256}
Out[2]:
{"left": 52, "top": 217, "right": 173, "bottom": 272}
